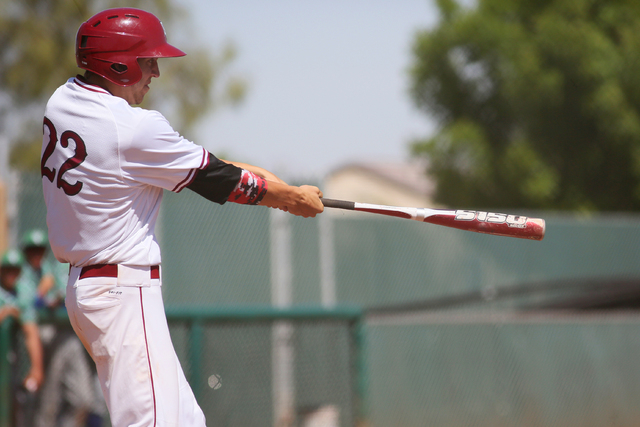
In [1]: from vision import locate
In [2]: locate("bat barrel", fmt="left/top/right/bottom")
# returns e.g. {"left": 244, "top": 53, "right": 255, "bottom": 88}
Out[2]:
{"left": 423, "top": 215, "right": 546, "bottom": 240}
{"left": 320, "top": 198, "right": 546, "bottom": 241}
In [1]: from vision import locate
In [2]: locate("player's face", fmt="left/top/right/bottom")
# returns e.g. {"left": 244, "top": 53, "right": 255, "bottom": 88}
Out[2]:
{"left": 24, "top": 247, "right": 46, "bottom": 269}
{"left": 133, "top": 58, "right": 160, "bottom": 104}
{"left": 0, "top": 267, "right": 21, "bottom": 291}
{"left": 115, "top": 58, "right": 160, "bottom": 105}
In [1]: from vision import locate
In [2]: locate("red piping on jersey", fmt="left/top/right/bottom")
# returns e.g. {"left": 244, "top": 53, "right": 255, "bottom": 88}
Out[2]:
{"left": 173, "top": 168, "right": 195, "bottom": 193}
{"left": 139, "top": 288, "right": 157, "bottom": 427}
{"left": 73, "top": 75, "right": 111, "bottom": 95}
{"left": 173, "top": 147, "right": 210, "bottom": 193}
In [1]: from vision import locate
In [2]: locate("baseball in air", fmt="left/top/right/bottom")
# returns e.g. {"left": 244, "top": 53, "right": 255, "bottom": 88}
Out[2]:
{"left": 208, "top": 374, "right": 222, "bottom": 390}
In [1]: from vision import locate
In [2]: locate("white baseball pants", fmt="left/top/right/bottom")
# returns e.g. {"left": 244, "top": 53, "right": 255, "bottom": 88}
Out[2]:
{"left": 65, "top": 265, "right": 206, "bottom": 427}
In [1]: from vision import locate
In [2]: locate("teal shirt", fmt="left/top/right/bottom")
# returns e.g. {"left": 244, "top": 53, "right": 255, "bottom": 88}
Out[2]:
{"left": 20, "top": 257, "right": 69, "bottom": 304}
{"left": 0, "top": 279, "right": 37, "bottom": 324}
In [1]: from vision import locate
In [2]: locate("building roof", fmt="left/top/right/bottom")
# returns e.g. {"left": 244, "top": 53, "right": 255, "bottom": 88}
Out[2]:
{"left": 324, "top": 160, "right": 439, "bottom": 207}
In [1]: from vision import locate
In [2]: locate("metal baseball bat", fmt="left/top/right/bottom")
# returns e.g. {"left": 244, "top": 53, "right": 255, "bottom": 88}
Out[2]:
{"left": 320, "top": 198, "right": 545, "bottom": 241}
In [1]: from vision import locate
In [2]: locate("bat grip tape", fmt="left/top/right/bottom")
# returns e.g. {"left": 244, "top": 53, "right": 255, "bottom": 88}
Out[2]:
{"left": 320, "top": 198, "right": 355, "bottom": 210}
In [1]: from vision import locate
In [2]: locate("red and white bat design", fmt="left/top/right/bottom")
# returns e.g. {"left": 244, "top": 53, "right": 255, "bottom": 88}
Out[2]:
{"left": 320, "top": 198, "right": 545, "bottom": 241}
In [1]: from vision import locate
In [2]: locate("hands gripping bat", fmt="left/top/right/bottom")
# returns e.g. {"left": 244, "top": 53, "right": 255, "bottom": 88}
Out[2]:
{"left": 320, "top": 198, "right": 545, "bottom": 241}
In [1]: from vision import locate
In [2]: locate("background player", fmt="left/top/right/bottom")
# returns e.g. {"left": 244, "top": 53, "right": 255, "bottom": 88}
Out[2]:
{"left": 0, "top": 249, "right": 44, "bottom": 425}
{"left": 41, "top": 7, "right": 323, "bottom": 426}
{"left": 19, "top": 229, "right": 68, "bottom": 309}
{"left": 16, "top": 229, "right": 104, "bottom": 427}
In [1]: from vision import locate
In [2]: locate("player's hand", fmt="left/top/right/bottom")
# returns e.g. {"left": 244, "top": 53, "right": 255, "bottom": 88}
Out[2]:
{"left": 0, "top": 305, "right": 20, "bottom": 321}
{"left": 24, "top": 367, "right": 44, "bottom": 392}
{"left": 285, "top": 185, "right": 324, "bottom": 218}
{"left": 261, "top": 183, "right": 324, "bottom": 218}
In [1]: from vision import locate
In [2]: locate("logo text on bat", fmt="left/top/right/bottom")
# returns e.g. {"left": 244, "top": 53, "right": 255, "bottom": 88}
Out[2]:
{"left": 454, "top": 210, "right": 527, "bottom": 228}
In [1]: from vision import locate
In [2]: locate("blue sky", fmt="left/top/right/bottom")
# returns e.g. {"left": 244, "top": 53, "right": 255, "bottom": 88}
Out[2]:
{"left": 174, "top": 0, "right": 439, "bottom": 180}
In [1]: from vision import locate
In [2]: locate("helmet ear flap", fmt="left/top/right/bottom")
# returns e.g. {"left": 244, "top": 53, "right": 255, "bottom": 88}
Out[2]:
{"left": 110, "top": 63, "right": 128, "bottom": 74}
{"left": 106, "top": 55, "right": 142, "bottom": 85}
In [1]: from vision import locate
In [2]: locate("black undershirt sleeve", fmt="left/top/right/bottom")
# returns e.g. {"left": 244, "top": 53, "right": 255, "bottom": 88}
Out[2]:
{"left": 186, "top": 153, "right": 243, "bottom": 204}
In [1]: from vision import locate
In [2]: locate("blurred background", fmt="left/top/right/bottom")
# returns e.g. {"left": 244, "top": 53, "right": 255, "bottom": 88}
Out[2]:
{"left": 3, "top": 0, "right": 640, "bottom": 426}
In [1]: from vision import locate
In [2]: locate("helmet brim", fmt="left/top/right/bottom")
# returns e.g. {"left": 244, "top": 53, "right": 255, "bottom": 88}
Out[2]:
{"left": 140, "top": 42, "right": 186, "bottom": 59}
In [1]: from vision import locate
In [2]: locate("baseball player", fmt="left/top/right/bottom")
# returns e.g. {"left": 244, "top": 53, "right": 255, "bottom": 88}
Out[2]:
{"left": 15, "top": 229, "right": 101, "bottom": 427}
{"left": 0, "top": 249, "right": 44, "bottom": 393}
{"left": 41, "top": 7, "right": 323, "bottom": 427}
{"left": 19, "top": 229, "right": 68, "bottom": 308}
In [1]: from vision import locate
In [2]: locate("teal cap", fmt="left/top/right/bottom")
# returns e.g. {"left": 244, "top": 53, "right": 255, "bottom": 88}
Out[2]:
{"left": 21, "top": 229, "right": 48, "bottom": 248}
{"left": 1, "top": 249, "right": 25, "bottom": 268}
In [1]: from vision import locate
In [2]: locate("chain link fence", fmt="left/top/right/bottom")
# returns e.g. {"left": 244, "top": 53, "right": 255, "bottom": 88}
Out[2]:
{"left": 4, "top": 173, "right": 640, "bottom": 426}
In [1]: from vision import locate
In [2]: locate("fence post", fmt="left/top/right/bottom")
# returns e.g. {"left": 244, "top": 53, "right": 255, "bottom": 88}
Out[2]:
{"left": 354, "top": 317, "right": 368, "bottom": 426}
{"left": 0, "top": 319, "right": 14, "bottom": 427}
{"left": 188, "top": 319, "right": 204, "bottom": 402}
{"left": 0, "top": 180, "right": 7, "bottom": 255}
{"left": 270, "top": 209, "right": 295, "bottom": 426}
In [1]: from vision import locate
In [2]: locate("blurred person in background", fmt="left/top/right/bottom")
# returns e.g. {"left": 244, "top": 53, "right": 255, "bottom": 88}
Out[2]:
{"left": 18, "top": 229, "right": 104, "bottom": 427}
{"left": 20, "top": 229, "right": 67, "bottom": 308}
{"left": 0, "top": 248, "right": 44, "bottom": 426}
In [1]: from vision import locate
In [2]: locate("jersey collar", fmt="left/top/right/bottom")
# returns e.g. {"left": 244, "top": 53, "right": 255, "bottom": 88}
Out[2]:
{"left": 73, "top": 75, "right": 112, "bottom": 95}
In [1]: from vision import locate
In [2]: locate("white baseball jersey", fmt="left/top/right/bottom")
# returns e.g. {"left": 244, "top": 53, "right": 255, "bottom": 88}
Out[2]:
{"left": 41, "top": 76, "right": 208, "bottom": 267}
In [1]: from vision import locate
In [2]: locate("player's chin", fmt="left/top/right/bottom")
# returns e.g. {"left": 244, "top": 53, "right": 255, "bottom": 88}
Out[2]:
{"left": 133, "top": 88, "right": 150, "bottom": 105}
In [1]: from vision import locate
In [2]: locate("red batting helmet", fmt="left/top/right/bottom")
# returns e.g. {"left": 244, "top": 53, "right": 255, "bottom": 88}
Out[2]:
{"left": 75, "top": 8, "right": 186, "bottom": 86}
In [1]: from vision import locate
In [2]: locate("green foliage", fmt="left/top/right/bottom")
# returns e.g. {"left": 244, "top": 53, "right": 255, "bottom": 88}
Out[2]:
{"left": 410, "top": 0, "right": 640, "bottom": 211}
{"left": 0, "top": 0, "right": 246, "bottom": 172}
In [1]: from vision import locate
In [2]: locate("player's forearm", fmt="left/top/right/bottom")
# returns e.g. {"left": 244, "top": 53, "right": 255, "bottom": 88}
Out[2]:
{"left": 260, "top": 181, "right": 324, "bottom": 218}
{"left": 188, "top": 154, "right": 322, "bottom": 216}
{"left": 37, "top": 274, "right": 56, "bottom": 298}
{"left": 220, "top": 160, "right": 286, "bottom": 184}
{"left": 22, "top": 322, "right": 44, "bottom": 389}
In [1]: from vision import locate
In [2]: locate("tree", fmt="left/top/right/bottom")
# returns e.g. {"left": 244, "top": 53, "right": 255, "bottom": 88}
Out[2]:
{"left": 0, "top": 0, "right": 245, "bottom": 171}
{"left": 409, "top": 0, "right": 640, "bottom": 211}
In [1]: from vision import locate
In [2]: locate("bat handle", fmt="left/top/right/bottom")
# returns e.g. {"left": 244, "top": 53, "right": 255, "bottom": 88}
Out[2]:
{"left": 320, "top": 198, "right": 355, "bottom": 210}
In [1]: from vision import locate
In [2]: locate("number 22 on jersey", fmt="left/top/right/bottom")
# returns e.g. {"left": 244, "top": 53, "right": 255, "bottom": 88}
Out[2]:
{"left": 41, "top": 117, "right": 87, "bottom": 196}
